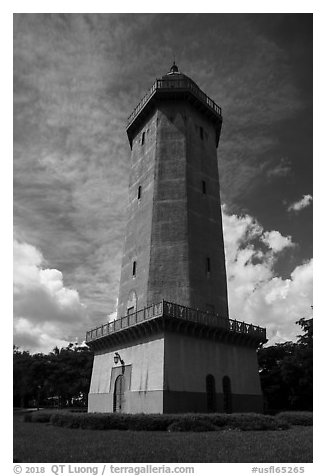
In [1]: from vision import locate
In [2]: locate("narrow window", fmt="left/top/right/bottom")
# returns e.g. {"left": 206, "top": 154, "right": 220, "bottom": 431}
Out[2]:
{"left": 141, "top": 131, "right": 145, "bottom": 145}
{"left": 137, "top": 185, "right": 142, "bottom": 200}
{"left": 132, "top": 261, "right": 137, "bottom": 277}
{"left": 206, "top": 257, "right": 211, "bottom": 272}
{"left": 202, "top": 180, "right": 206, "bottom": 194}
{"left": 206, "top": 257, "right": 211, "bottom": 277}
{"left": 200, "top": 126, "right": 204, "bottom": 140}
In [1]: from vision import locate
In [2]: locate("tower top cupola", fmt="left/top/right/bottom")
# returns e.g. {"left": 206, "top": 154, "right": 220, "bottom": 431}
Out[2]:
{"left": 168, "top": 61, "right": 179, "bottom": 74}
{"left": 126, "top": 63, "right": 223, "bottom": 148}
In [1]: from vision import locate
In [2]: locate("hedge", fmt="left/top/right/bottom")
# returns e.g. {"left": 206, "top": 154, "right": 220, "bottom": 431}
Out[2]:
{"left": 24, "top": 411, "right": 55, "bottom": 423}
{"left": 49, "top": 412, "right": 177, "bottom": 431}
{"left": 24, "top": 410, "right": 291, "bottom": 431}
{"left": 209, "top": 413, "right": 290, "bottom": 431}
{"left": 168, "top": 418, "right": 218, "bottom": 432}
{"left": 276, "top": 411, "right": 313, "bottom": 426}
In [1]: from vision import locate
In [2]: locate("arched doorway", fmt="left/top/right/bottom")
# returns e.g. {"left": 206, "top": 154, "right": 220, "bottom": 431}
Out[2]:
{"left": 113, "top": 374, "right": 125, "bottom": 413}
{"left": 222, "top": 375, "right": 232, "bottom": 413}
{"left": 206, "top": 374, "right": 217, "bottom": 412}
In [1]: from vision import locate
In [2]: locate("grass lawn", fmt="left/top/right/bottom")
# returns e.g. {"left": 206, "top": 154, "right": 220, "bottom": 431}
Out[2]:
{"left": 13, "top": 413, "right": 312, "bottom": 463}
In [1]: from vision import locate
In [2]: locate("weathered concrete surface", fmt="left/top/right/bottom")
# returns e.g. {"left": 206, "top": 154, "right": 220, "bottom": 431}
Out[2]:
{"left": 117, "top": 111, "right": 158, "bottom": 318}
{"left": 117, "top": 99, "right": 228, "bottom": 318}
{"left": 88, "top": 330, "right": 263, "bottom": 414}
{"left": 163, "top": 331, "right": 261, "bottom": 395}
{"left": 88, "top": 334, "right": 164, "bottom": 413}
{"left": 163, "top": 391, "right": 263, "bottom": 414}
{"left": 89, "top": 70, "right": 263, "bottom": 414}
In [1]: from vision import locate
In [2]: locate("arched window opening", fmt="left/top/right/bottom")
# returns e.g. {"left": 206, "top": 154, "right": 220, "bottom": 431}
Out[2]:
{"left": 113, "top": 374, "right": 125, "bottom": 413}
{"left": 222, "top": 375, "right": 232, "bottom": 414}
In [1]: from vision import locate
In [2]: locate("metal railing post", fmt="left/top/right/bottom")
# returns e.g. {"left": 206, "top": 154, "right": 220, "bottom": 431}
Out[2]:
{"left": 86, "top": 300, "right": 265, "bottom": 343}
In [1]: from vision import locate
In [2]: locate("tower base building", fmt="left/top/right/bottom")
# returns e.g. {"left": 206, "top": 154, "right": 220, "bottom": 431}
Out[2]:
{"left": 87, "top": 64, "right": 267, "bottom": 414}
{"left": 87, "top": 302, "right": 266, "bottom": 413}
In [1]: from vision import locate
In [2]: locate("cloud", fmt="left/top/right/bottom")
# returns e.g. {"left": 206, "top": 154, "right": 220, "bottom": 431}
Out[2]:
{"left": 261, "top": 230, "right": 295, "bottom": 253}
{"left": 13, "top": 14, "right": 312, "bottom": 349}
{"left": 13, "top": 239, "right": 90, "bottom": 353}
{"left": 222, "top": 208, "right": 312, "bottom": 344}
{"left": 287, "top": 194, "right": 313, "bottom": 212}
{"left": 266, "top": 157, "right": 292, "bottom": 179}
{"left": 14, "top": 14, "right": 130, "bottom": 320}
{"left": 13, "top": 216, "right": 311, "bottom": 353}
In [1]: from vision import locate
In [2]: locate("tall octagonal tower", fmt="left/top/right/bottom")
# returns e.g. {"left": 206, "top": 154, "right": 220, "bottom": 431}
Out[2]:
{"left": 87, "top": 64, "right": 266, "bottom": 414}
{"left": 117, "top": 63, "right": 228, "bottom": 320}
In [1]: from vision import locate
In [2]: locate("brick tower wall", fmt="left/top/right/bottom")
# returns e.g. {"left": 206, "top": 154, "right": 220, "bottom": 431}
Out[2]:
{"left": 118, "top": 99, "right": 229, "bottom": 318}
{"left": 185, "top": 105, "right": 229, "bottom": 316}
{"left": 146, "top": 100, "right": 191, "bottom": 307}
{"left": 146, "top": 99, "right": 229, "bottom": 316}
{"left": 117, "top": 111, "right": 158, "bottom": 318}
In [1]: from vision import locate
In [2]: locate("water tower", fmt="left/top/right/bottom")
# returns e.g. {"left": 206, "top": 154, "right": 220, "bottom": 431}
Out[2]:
{"left": 86, "top": 64, "right": 266, "bottom": 413}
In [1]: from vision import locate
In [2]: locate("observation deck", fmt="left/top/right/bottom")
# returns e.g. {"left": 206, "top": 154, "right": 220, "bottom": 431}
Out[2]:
{"left": 126, "top": 70, "right": 223, "bottom": 148}
{"left": 86, "top": 301, "right": 267, "bottom": 350}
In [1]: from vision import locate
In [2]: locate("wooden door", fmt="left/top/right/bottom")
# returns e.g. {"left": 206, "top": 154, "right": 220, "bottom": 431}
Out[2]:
{"left": 113, "top": 375, "right": 125, "bottom": 413}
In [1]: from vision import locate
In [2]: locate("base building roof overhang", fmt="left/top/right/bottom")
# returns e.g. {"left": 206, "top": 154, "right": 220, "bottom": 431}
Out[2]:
{"left": 86, "top": 301, "right": 267, "bottom": 352}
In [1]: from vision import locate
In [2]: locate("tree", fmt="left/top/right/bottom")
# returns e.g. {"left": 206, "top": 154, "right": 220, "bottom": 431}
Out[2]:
{"left": 258, "top": 342, "right": 295, "bottom": 412}
{"left": 13, "top": 346, "right": 33, "bottom": 407}
{"left": 281, "top": 317, "right": 313, "bottom": 410}
{"left": 258, "top": 316, "right": 313, "bottom": 412}
{"left": 45, "top": 344, "right": 94, "bottom": 407}
{"left": 13, "top": 344, "right": 94, "bottom": 408}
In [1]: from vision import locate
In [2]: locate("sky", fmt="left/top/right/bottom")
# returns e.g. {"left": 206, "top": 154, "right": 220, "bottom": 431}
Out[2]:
{"left": 13, "top": 13, "right": 313, "bottom": 354}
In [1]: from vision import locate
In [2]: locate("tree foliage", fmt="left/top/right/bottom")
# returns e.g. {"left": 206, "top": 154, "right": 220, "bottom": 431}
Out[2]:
{"left": 13, "top": 344, "right": 94, "bottom": 408}
{"left": 258, "top": 317, "right": 313, "bottom": 413}
{"left": 14, "top": 318, "right": 313, "bottom": 412}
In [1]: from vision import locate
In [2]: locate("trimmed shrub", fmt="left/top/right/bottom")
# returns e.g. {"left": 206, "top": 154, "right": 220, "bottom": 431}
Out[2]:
{"left": 168, "top": 418, "right": 218, "bottom": 432}
{"left": 50, "top": 412, "right": 126, "bottom": 430}
{"left": 23, "top": 411, "right": 54, "bottom": 423}
{"left": 49, "top": 412, "right": 179, "bottom": 431}
{"left": 203, "top": 413, "right": 230, "bottom": 428}
{"left": 23, "top": 413, "right": 33, "bottom": 422}
{"left": 50, "top": 412, "right": 85, "bottom": 429}
{"left": 24, "top": 410, "right": 291, "bottom": 431}
{"left": 122, "top": 414, "right": 177, "bottom": 431}
{"left": 175, "top": 413, "right": 290, "bottom": 431}
{"left": 276, "top": 411, "right": 313, "bottom": 426}
{"left": 218, "top": 413, "right": 290, "bottom": 431}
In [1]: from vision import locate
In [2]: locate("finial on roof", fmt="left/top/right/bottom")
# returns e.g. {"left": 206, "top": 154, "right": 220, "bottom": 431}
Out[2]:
{"left": 170, "top": 61, "right": 179, "bottom": 73}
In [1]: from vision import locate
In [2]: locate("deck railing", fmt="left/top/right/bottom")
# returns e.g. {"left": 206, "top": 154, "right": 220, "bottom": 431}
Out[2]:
{"left": 86, "top": 300, "right": 266, "bottom": 343}
{"left": 127, "top": 77, "right": 222, "bottom": 128}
